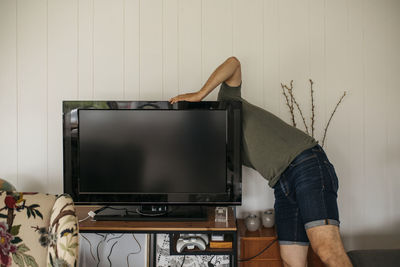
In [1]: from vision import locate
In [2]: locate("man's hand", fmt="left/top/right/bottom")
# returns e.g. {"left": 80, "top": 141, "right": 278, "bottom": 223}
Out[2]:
{"left": 169, "top": 92, "right": 203, "bottom": 104}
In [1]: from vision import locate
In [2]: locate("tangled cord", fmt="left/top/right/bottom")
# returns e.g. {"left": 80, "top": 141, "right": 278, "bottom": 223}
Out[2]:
{"left": 95, "top": 233, "right": 108, "bottom": 267}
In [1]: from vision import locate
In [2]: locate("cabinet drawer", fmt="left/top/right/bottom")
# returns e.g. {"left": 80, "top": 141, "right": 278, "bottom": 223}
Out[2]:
{"left": 240, "top": 260, "right": 283, "bottom": 267}
{"left": 241, "top": 239, "right": 281, "bottom": 260}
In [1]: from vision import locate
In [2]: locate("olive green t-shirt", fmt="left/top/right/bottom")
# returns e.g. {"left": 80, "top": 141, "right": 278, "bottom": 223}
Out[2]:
{"left": 217, "top": 82, "right": 318, "bottom": 188}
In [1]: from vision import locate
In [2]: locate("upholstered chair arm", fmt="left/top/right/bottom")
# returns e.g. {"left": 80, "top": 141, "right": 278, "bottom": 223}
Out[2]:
{"left": 47, "top": 194, "right": 79, "bottom": 267}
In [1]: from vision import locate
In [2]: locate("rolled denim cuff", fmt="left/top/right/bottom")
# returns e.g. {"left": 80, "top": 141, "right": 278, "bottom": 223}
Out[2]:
{"left": 304, "top": 219, "right": 340, "bottom": 230}
{"left": 278, "top": 240, "right": 310, "bottom": 246}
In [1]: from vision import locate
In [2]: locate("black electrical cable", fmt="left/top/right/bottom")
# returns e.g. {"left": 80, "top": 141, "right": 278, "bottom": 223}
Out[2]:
{"left": 238, "top": 239, "right": 277, "bottom": 262}
{"left": 180, "top": 255, "right": 186, "bottom": 267}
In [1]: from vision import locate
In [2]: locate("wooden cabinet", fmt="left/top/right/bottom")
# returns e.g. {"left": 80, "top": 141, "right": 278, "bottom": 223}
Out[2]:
{"left": 238, "top": 219, "right": 283, "bottom": 267}
{"left": 238, "top": 219, "right": 324, "bottom": 267}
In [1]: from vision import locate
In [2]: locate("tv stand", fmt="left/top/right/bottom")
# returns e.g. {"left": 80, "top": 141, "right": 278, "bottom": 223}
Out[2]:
{"left": 93, "top": 205, "right": 208, "bottom": 221}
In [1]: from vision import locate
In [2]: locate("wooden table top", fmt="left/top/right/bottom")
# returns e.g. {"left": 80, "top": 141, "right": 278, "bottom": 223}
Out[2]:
{"left": 76, "top": 206, "right": 237, "bottom": 233}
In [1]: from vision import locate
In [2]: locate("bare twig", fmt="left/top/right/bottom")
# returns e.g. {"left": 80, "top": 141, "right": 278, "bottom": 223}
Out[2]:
{"left": 310, "top": 79, "right": 315, "bottom": 138}
{"left": 287, "top": 83, "right": 309, "bottom": 135}
{"left": 321, "top": 91, "right": 347, "bottom": 147}
{"left": 279, "top": 79, "right": 346, "bottom": 147}
{"left": 287, "top": 81, "right": 295, "bottom": 119}
{"left": 281, "top": 82, "right": 296, "bottom": 127}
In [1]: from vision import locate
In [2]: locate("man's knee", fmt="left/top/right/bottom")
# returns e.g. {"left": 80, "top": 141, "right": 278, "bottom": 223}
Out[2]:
{"left": 312, "top": 243, "right": 339, "bottom": 263}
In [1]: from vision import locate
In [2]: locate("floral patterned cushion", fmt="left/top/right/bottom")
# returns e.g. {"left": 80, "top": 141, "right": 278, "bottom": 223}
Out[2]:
{"left": 0, "top": 192, "right": 79, "bottom": 267}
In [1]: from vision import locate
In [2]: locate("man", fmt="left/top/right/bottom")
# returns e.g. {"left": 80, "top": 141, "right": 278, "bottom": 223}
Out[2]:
{"left": 170, "top": 57, "right": 352, "bottom": 267}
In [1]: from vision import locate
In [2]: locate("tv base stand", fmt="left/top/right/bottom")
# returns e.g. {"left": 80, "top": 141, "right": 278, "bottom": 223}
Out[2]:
{"left": 93, "top": 205, "right": 208, "bottom": 221}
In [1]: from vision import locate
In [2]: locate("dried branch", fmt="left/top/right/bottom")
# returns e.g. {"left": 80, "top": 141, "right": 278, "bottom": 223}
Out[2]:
{"left": 279, "top": 79, "right": 347, "bottom": 147}
{"left": 321, "top": 91, "right": 347, "bottom": 147}
{"left": 310, "top": 79, "right": 315, "bottom": 138}
{"left": 282, "top": 81, "right": 309, "bottom": 134}
{"left": 281, "top": 82, "right": 296, "bottom": 127}
{"left": 288, "top": 86, "right": 309, "bottom": 135}
{"left": 287, "top": 81, "right": 295, "bottom": 119}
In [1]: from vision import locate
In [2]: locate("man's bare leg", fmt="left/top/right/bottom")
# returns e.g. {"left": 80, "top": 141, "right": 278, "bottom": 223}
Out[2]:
{"left": 279, "top": 245, "right": 308, "bottom": 267}
{"left": 307, "top": 225, "right": 353, "bottom": 267}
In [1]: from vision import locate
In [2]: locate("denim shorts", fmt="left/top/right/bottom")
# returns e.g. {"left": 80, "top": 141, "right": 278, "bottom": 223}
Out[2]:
{"left": 273, "top": 144, "right": 340, "bottom": 245}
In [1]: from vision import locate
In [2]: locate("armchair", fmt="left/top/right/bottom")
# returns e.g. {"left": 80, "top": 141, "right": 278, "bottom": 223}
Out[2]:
{"left": 0, "top": 191, "right": 79, "bottom": 267}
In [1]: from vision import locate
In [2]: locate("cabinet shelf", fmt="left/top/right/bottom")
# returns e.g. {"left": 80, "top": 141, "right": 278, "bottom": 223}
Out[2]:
{"left": 169, "top": 233, "right": 235, "bottom": 256}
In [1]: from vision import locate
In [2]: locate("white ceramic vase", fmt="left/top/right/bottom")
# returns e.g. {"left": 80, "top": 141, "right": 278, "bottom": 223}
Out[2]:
{"left": 261, "top": 209, "right": 275, "bottom": 228}
{"left": 245, "top": 214, "right": 260, "bottom": 231}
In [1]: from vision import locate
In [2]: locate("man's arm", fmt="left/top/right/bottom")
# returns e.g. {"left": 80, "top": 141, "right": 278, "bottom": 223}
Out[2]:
{"left": 169, "top": 56, "right": 241, "bottom": 103}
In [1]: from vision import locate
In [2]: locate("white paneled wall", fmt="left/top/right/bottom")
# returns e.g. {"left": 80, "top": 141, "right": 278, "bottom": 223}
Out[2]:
{"left": 1, "top": 0, "right": 399, "bottom": 251}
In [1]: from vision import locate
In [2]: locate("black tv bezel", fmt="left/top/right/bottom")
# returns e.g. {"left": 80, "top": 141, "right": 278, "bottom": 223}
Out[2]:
{"left": 63, "top": 100, "right": 242, "bottom": 206}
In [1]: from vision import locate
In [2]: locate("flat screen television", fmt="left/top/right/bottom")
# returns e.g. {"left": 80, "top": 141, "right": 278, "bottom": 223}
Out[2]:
{"left": 63, "top": 101, "right": 242, "bottom": 219}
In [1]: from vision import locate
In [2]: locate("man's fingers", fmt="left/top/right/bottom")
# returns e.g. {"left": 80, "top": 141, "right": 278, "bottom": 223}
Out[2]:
{"left": 170, "top": 95, "right": 182, "bottom": 104}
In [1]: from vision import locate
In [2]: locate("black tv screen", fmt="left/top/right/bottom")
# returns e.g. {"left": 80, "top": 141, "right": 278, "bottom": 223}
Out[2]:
{"left": 79, "top": 110, "right": 226, "bottom": 194}
{"left": 63, "top": 101, "right": 242, "bottom": 205}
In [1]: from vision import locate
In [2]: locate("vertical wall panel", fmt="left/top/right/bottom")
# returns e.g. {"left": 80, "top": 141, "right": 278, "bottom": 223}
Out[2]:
{"left": 386, "top": 0, "right": 400, "bottom": 247}
{"left": 234, "top": 0, "right": 266, "bottom": 217}
{"left": 278, "top": 0, "right": 309, "bottom": 128}
{"left": 362, "top": 0, "right": 390, "bottom": 248}
{"left": 324, "top": 0, "right": 353, "bottom": 246}
{"left": 234, "top": 0, "right": 263, "bottom": 106}
{"left": 263, "top": 0, "right": 280, "bottom": 116}
{"left": 344, "top": 0, "right": 365, "bottom": 250}
{"left": 0, "top": 1, "right": 18, "bottom": 186}
{"left": 125, "top": 0, "right": 140, "bottom": 100}
{"left": 140, "top": 0, "right": 163, "bottom": 100}
{"left": 178, "top": 0, "right": 202, "bottom": 94}
{"left": 47, "top": 0, "right": 78, "bottom": 194}
{"left": 78, "top": 0, "right": 94, "bottom": 99}
{"left": 324, "top": 0, "right": 349, "bottom": 149}
{"left": 93, "top": 0, "right": 124, "bottom": 99}
{"left": 163, "top": 0, "right": 179, "bottom": 100}
{"left": 202, "top": 0, "right": 232, "bottom": 101}
{"left": 17, "top": 0, "right": 48, "bottom": 191}
{"left": 261, "top": 0, "right": 280, "bottom": 210}
{"left": 308, "top": 0, "right": 326, "bottom": 141}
